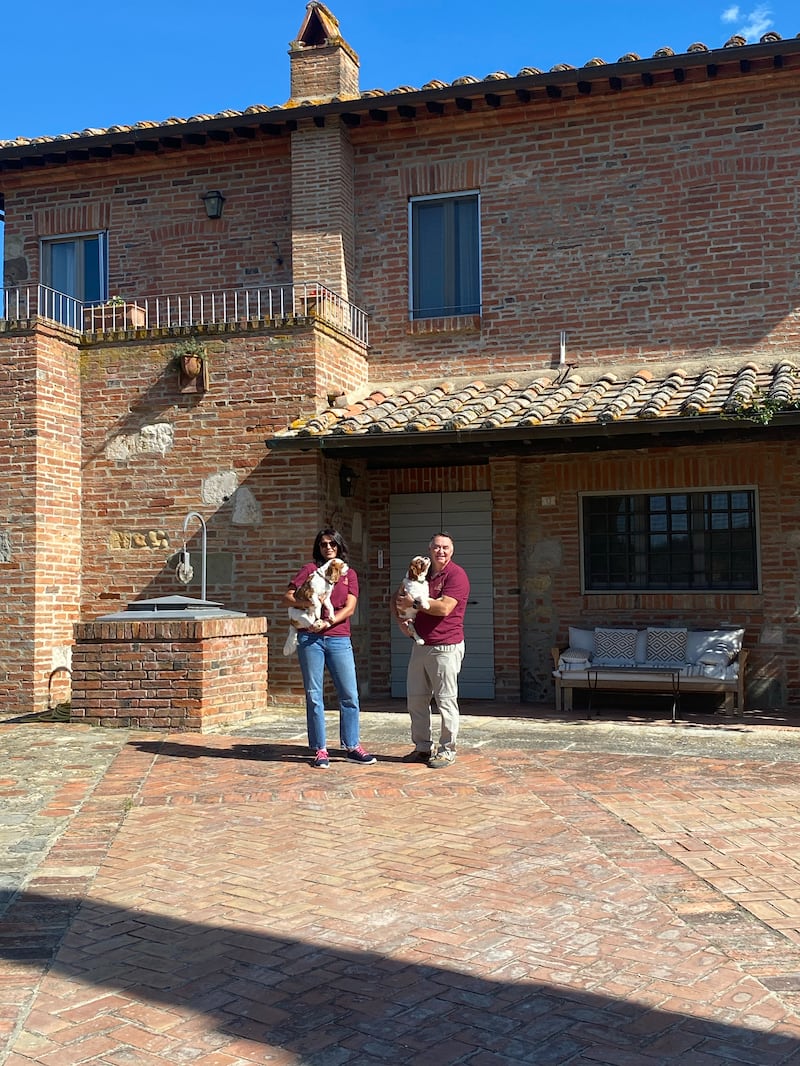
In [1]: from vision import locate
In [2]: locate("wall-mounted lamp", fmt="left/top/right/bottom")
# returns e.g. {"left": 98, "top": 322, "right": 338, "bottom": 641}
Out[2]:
{"left": 339, "top": 464, "right": 359, "bottom": 498}
{"left": 200, "top": 190, "right": 226, "bottom": 219}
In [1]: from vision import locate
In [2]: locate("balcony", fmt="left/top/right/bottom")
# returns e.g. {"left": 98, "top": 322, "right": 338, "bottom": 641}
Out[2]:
{"left": 1, "top": 283, "right": 369, "bottom": 346}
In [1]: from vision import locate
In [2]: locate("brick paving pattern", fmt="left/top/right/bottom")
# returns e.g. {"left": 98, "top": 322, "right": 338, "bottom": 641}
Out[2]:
{"left": 3, "top": 714, "right": 800, "bottom": 1064}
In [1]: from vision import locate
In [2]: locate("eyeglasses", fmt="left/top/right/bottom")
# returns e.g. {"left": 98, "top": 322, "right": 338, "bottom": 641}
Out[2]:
{"left": 319, "top": 540, "right": 338, "bottom": 548}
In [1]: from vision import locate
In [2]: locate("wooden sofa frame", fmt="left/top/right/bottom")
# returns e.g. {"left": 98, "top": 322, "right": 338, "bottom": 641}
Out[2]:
{"left": 551, "top": 646, "right": 748, "bottom": 717}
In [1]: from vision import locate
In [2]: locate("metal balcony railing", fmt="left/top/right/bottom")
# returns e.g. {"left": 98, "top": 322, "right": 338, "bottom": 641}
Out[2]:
{"left": 1, "top": 282, "right": 369, "bottom": 346}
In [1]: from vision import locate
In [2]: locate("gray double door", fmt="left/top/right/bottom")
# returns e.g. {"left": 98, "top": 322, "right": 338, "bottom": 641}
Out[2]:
{"left": 389, "top": 491, "right": 495, "bottom": 699}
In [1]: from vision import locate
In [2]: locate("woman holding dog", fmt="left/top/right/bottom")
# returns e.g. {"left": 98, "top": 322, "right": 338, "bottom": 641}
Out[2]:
{"left": 283, "top": 528, "right": 376, "bottom": 769}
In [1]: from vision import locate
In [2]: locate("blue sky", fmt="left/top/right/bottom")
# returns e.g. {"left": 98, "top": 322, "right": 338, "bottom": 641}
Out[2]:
{"left": 1, "top": 1, "right": 797, "bottom": 142}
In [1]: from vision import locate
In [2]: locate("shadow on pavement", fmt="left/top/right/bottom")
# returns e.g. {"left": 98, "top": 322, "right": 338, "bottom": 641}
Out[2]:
{"left": 4, "top": 889, "right": 799, "bottom": 1064}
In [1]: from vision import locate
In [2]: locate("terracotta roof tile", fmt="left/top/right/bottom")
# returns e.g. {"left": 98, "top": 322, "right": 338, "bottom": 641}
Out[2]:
{"left": 272, "top": 360, "right": 800, "bottom": 446}
{"left": 725, "top": 362, "right": 761, "bottom": 412}
{"left": 558, "top": 372, "right": 616, "bottom": 423}
{"left": 681, "top": 368, "right": 720, "bottom": 415}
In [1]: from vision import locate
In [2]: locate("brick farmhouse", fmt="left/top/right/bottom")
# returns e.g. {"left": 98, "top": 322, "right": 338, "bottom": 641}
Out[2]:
{"left": 1, "top": 3, "right": 800, "bottom": 721}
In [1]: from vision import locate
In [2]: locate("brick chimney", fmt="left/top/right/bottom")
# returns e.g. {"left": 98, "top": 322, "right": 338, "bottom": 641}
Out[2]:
{"left": 289, "top": 4, "right": 358, "bottom": 300}
{"left": 289, "top": 2, "right": 360, "bottom": 103}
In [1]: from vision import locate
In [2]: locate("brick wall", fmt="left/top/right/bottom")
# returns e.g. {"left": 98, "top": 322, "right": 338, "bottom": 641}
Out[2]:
{"left": 71, "top": 615, "right": 268, "bottom": 731}
{"left": 519, "top": 441, "right": 800, "bottom": 707}
{"left": 3, "top": 139, "right": 293, "bottom": 297}
{"left": 290, "top": 43, "right": 360, "bottom": 102}
{"left": 0, "top": 330, "right": 38, "bottom": 711}
{"left": 352, "top": 69, "right": 800, "bottom": 378}
{"left": 0, "top": 322, "right": 81, "bottom": 713}
{"left": 73, "top": 323, "right": 370, "bottom": 703}
{"left": 5, "top": 66, "right": 797, "bottom": 382}
{"left": 291, "top": 123, "right": 355, "bottom": 297}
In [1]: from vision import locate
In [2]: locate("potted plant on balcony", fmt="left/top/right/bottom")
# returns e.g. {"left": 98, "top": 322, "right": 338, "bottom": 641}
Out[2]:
{"left": 86, "top": 295, "right": 146, "bottom": 331}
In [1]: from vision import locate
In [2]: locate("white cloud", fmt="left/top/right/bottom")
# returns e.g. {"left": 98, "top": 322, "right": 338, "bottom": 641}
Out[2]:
{"left": 721, "top": 4, "right": 773, "bottom": 39}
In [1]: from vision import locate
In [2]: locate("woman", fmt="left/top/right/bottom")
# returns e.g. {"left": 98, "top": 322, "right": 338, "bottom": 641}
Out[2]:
{"left": 283, "top": 529, "right": 376, "bottom": 768}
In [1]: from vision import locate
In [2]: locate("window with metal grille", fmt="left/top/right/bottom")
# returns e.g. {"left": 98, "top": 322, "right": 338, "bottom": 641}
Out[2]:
{"left": 582, "top": 490, "right": 759, "bottom": 591}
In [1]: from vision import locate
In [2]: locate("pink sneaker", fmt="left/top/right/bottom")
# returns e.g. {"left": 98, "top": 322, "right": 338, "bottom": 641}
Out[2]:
{"left": 346, "top": 744, "right": 377, "bottom": 764}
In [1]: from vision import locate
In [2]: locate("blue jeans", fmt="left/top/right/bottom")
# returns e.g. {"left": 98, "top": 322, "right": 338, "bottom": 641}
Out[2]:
{"left": 296, "top": 633, "right": 361, "bottom": 751}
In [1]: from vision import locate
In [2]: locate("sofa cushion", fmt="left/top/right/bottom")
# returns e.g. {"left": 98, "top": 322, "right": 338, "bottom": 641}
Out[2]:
{"left": 593, "top": 627, "right": 638, "bottom": 664}
{"left": 646, "top": 627, "right": 688, "bottom": 663}
{"left": 686, "top": 629, "right": 744, "bottom": 666}
{"left": 559, "top": 648, "right": 591, "bottom": 671}
{"left": 568, "top": 627, "right": 595, "bottom": 655}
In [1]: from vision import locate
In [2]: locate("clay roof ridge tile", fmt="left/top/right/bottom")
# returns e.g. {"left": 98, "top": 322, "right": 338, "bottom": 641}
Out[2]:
{"left": 560, "top": 375, "right": 625, "bottom": 424}
{"left": 681, "top": 367, "right": 721, "bottom": 415}
{"left": 724, "top": 362, "right": 761, "bottom": 410}
{"left": 768, "top": 361, "right": 800, "bottom": 406}
{"left": 638, "top": 367, "right": 687, "bottom": 418}
{"left": 596, "top": 368, "right": 652, "bottom": 423}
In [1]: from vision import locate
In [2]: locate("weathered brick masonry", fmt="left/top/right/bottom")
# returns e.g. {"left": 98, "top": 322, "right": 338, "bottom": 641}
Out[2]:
{"left": 71, "top": 615, "right": 269, "bottom": 731}
{"left": 0, "top": 321, "right": 81, "bottom": 712}
{"left": 356, "top": 77, "right": 800, "bottom": 379}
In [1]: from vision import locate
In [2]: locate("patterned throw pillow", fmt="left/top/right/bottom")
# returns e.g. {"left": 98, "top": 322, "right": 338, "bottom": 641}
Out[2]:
{"left": 646, "top": 627, "right": 688, "bottom": 663}
{"left": 593, "top": 628, "right": 638, "bottom": 662}
{"left": 560, "top": 648, "right": 590, "bottom": 671}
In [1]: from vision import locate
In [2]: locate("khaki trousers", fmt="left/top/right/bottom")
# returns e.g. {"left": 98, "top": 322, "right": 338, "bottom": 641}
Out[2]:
{"left": 406, "top": 641, "right": 465, "bottom": 752}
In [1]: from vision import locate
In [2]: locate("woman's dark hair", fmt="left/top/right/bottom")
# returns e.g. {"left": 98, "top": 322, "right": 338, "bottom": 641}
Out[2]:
{"left": 312, "top": 528, "right": 349, "bottom": 564}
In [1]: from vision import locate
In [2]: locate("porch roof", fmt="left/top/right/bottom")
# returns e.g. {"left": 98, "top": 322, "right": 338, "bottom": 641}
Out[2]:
{"left": 266, "top": 358, "right": 800, "bottom": 462}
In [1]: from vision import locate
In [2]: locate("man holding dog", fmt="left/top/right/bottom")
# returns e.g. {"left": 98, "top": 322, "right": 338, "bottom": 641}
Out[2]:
{"left": 393, "top": 532, "right": 470, "bottom": 768}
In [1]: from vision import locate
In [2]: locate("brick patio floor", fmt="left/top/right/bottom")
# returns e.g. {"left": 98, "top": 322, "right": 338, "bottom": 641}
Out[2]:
{"left": 3, "top": 705, "right": 800, "bottom": 1064}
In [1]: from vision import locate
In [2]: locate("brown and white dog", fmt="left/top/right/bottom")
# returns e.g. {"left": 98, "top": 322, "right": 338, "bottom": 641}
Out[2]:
{"left": 283, "top": 558, "right": 349, "bottom": 656}
{"left": 397, "top": 555, "right": 431, "bottom": 645}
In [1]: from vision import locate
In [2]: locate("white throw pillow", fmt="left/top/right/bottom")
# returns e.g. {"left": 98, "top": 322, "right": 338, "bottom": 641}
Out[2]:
{"left": 686, "top": 629, "right": 744, "bottom": 666}
{"left": 568, "top": 627, "right": 595, "bottom": 654}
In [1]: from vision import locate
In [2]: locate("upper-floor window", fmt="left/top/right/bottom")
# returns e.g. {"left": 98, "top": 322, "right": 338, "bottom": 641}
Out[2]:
{"left": 409, "top": 193, "right": 480, "bottom": 319}
{"left": 41, "top": 232, "right": 108, "bottom": 326}
{"left": 582, "top": 489, "right": 759, "bottom": 592}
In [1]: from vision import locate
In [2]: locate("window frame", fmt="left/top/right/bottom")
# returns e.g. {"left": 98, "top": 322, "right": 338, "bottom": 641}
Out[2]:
{"left": 579, "top": 486, "right": 761, "bottom": 594}
{"left": 408, "top": 191, "right": 481, "bottom": 320}
{"left": 41, "top": 230, "right": 108, "bottom": 305}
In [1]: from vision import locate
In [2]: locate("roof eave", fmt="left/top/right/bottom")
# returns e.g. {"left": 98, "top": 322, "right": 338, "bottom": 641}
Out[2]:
{"left": 2, "top": 36, "right": 798, "bottom": 169}
{"left": 265, "top": 411, "right": 800, "bottom": 458}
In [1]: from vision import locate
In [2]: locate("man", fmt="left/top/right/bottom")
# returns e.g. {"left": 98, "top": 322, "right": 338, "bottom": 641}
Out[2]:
{"left": 393, "top": 532, "right": 470, "bottom": 768}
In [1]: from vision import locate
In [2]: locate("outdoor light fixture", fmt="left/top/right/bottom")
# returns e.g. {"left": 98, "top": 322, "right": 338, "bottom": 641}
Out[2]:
{"left": 200, "top": 190, "right": 226, "bottom": 219}
{"left": 339, "top": 465, "right": 359, "bottom": 498}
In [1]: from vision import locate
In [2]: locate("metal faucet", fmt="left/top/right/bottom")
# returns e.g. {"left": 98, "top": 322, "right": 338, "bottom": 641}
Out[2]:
{"left": 182, "top": 512, "right": 207, "bottom": 602}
